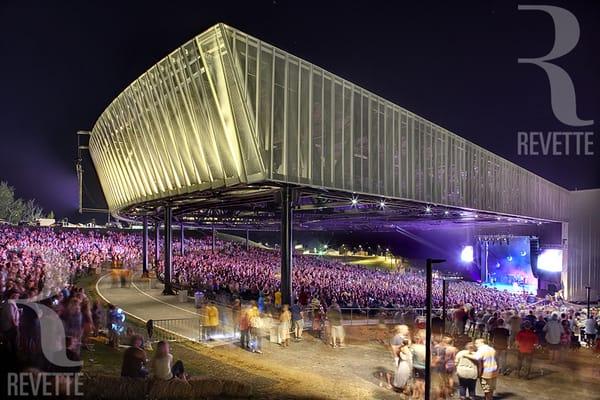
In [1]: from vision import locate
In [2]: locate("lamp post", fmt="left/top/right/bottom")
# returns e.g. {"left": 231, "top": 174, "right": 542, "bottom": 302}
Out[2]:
{"left": 586, "top": 286, "right": 591, "bottom": 317}
{"left": 442, "top": 279, "right": 448, "bottom": 333}
{"left": 425, "top": 258, "right": 445, "bottom": 400}
{"left": 441, "top": 276, "right": 462, "bottom": 334}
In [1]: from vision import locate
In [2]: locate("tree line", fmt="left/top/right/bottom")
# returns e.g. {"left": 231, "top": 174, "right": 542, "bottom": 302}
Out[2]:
{"left": 0, "top": 181, "right": 47, "bottom": 224}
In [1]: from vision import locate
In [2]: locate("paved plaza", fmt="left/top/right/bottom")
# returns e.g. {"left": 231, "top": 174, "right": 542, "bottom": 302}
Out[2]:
{"left": 96, "top": 273, "right": 600, "bottom": 400}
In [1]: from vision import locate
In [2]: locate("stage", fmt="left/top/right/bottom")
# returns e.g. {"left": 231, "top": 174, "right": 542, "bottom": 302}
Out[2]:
{"left": 482, "top": 282, "right": 537, "bottom": 296}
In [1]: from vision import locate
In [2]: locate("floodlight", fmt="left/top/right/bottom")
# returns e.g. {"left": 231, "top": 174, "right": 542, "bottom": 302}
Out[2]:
{"left": 460, "top": 245, "right": 474, "bottom": 263}
{"left": 537, "top": 249, "right": 562, "bottom": 272}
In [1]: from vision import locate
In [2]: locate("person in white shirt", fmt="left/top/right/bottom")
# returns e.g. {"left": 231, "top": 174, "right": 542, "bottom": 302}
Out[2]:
{"left": 150, "top": 341, "right": 186, "bottom": 381}
{"left": 543, "top": 314, "right": 562, "bottom": 362}
{"left": 455, "top": 342, "right": 479, "bottom": 400}
{"left": 584, "top": 315, "right": 598, "bottom": 347}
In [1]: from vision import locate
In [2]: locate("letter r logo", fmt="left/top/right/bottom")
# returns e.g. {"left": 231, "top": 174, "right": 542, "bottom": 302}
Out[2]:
{"left": 518, "top": 5, "right": 593, "bottom": 127}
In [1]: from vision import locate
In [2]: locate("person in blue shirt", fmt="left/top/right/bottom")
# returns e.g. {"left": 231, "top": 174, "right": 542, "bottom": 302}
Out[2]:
{"left": 290, "top": 303, "right": 304, "bottom": 340}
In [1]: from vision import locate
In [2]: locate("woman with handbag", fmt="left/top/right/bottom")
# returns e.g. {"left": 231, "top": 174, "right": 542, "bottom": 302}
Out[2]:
{"left": 455, "top": 342, "right": 479, "bottom": 400}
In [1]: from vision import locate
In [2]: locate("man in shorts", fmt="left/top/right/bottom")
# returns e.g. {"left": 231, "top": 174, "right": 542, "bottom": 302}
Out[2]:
{"left": 584, "top": 314, "right": 598, "bottom": 348}
{"left": 291, "top": 302, "right": 304, "bottom": 341}
{"left": 327, "top": 302, "right": 345, "bottom": 348}
{"left": 474, "top": 338, "right": 498, "bottom": 400}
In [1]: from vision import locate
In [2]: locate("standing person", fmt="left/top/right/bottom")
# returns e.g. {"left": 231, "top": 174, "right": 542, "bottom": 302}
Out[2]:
{"left": 0, "top": 290, "right": 21, "bottom": 355}
{"left": 584, "top": 313, "right": 598, "bottom": 348}
{"left": 490, "top": 319, "right": 510, "bottom": 375}
{"left": 279, "top": 304, "right": 292, "bottom": 347}
{"left": 387, "top": 325, "right": 412, "bottom": 393}
{"left": 62, "top": 298, "right": 84, "bottom": 345}
{"left": 389, "top": 325, "right": 409, "bottom": 366}
{"left": 327, "top": 301, "right": 345, "bottom": 348}
{"left": 239, "top": 308, "right": 250, "bottom": 350}
{"left": 205, "top": 301, "right": 220, "bottom": 340}
{"left": 486, "top": 312, "right": 499, "bottom": 340}
{"left": 91, "top": 300, "right": 103, "bottom": 337}
{"left": 291, "top": 302, "right": 304, "bottom": 341}
{"left": 453, "top": 305, "right": 466, "bottom": 335}
{"left": 455, "top": 342, "right": 479, "bottom": 400}
{"left": 274, "top": 289, "right": 282, "bottom": 312}
{"left": 441, "top": 336, "right": 458, "bottom": 396}
{"left": 311, "top": 305, "right": 323, "bottom": 340}
{"left": 106, "top": 304, "right": 119, "bottom": 348}
{"left": 515, "top": 321, "right": 538, "bottom": 379}
{"left": 200, "top": 303, "right": 209, "bottom": 341}
{"left": 250, "top": 311, "right": 265, "bottom": 354}
{"left": 544, "top": 314, "right": 562, "bottom": 362}
{"left": 534, "top": 315, "right": 546, "bottom": 347}
{"left": 474, "top": 338, "right": 498, "bottom": 400}
{"left": 508, "top": 312, "right": 522, "bottom": 349}
{"left": 411, "top": 329, "right": 427, "bottom": 400}
{"left": 231, "top": 298, "right": 241, "bottom": 337}
{"left": 560, "top": 319, "right": 572, "bottom": 360}
{"left": 80, "top": 299, "right": 94, "bottom": 350}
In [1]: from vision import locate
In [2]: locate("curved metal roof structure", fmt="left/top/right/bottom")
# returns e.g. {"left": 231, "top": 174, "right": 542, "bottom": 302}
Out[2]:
{"left": 90, "top": 23, "right": 569, "bottom": 222}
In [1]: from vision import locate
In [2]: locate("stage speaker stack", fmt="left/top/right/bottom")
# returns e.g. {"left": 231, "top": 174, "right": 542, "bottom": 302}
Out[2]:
{"left": 529, "top": 237, "right": 540, "bottom": 278}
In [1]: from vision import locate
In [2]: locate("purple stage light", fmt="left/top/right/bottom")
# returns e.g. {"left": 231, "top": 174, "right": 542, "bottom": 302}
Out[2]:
{"left": 537, "top": 249, "right": 563, "bottom": 272}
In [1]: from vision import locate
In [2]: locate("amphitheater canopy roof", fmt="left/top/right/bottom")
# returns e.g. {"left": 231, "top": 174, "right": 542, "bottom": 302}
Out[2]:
{"left": 90, "top": 23, "right": 569, "bottom": 225}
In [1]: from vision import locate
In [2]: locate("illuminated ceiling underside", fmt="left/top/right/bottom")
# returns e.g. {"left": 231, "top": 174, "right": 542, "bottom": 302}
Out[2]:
{"left": 89, "top": 23, "right": 570, "bottom": 225}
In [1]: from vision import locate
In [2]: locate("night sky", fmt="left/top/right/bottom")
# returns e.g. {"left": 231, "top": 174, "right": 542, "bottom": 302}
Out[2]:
{"left": 0, "top": 0, "right": 598, "bottom": 221}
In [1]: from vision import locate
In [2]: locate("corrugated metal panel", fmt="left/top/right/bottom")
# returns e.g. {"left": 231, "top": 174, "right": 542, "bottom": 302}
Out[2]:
{"left": 566, "top": 189, "right": 600, "bottom": 301}
{"left": 90, "top": 23, "right": 570, "bottom": 222}
{"left": 224, "top": 25, "right": 570, "bottom": 221}
{"left": 89, "top": 25, "right": 265, "bottom": 212}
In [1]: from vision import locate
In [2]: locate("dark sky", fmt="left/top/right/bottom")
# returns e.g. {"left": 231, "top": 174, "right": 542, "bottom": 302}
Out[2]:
{"left": 0, "top": 0, "right": 598, "bottom": 221}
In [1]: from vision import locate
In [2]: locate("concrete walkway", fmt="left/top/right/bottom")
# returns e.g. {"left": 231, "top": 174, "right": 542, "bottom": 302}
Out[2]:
{"left": 96, "top": 273, "right": 600, "bottom": 400}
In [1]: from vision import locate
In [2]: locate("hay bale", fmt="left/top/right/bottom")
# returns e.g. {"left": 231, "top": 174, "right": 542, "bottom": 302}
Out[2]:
{"left": 188, "top": 377, "right": 225, "bottom": 397}
{"left": 148, "top": 378, "right": 195, "bottom": 399}
{"left": 83, "top": 375, "right": 147, "bottom": 399}
{"left": 220, "top": 379, "right": 253, "bottom": 397}
{"left": 82, "top": 375, "right": 252, "bottom": 399}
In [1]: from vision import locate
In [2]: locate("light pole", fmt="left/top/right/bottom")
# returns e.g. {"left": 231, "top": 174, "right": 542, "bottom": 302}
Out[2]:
{"left": 441, "top": 276, "right": 463, "bottom": 334}
{"left": 586, "top": 286, "right": 591, "bottom": 317}
{"left": 442, "top": 279, "right": 448, "bottom": 333}
{"left": 426, "top": 258, "right": 445, "bottom": 400}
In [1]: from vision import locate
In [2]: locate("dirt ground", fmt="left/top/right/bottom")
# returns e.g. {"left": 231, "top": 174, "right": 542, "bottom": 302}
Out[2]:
{"left": 89, "top": 274, "right": 600, "bottom": 400}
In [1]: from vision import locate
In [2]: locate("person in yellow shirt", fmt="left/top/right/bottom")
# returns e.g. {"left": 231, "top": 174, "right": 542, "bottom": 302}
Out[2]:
{"left": 274, "top": 290, "right": 282, "bottom": 311}
{"left": 201, "top": 302, "right": 220, "bottom": 341}
{"left": 247, "top": 301, "right": 259, "bottom": 320}
{"left": 206, "top": 302, "right": 219, "bottom": 340}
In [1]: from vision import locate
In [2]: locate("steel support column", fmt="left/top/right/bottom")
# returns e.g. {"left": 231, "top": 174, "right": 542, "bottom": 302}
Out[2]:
{"left": 180, "top": 223, "right": 185, "bottom": 255}
{"left": 281, "top": 186, "right": 294, "bottom": 307}
{"left": 154, "top": 221, "right": 160, "bottom": 269}
{"left": 212, "top": 226, "right": 216, "bottom": 253}
{"left": 586, "top": 286, "right": 591, "bottom": 317}
{"left": 442, "top": 279, "right": 448, "bottom": 334}
{"left": 425, "top": 258, "right": 445, "bottom": 400}
{"left": 163, "top": 206, "right": 175, "bottom": 295}
{"left": 142, "top": 216, "right": 149, "bottom": 278}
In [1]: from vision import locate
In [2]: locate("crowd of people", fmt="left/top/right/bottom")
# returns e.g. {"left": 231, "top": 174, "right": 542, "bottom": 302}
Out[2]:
{"left": 2, "top": 224, "right": 598, "bottom": 399}
{"left": 383, "top": 302, "right": 600, "bottom": 400}
{"left": 0, "top": 226, "right": 140, "bottom": 375}
{"left": 165, "top": 236, "right": 528, "bottom": 312}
